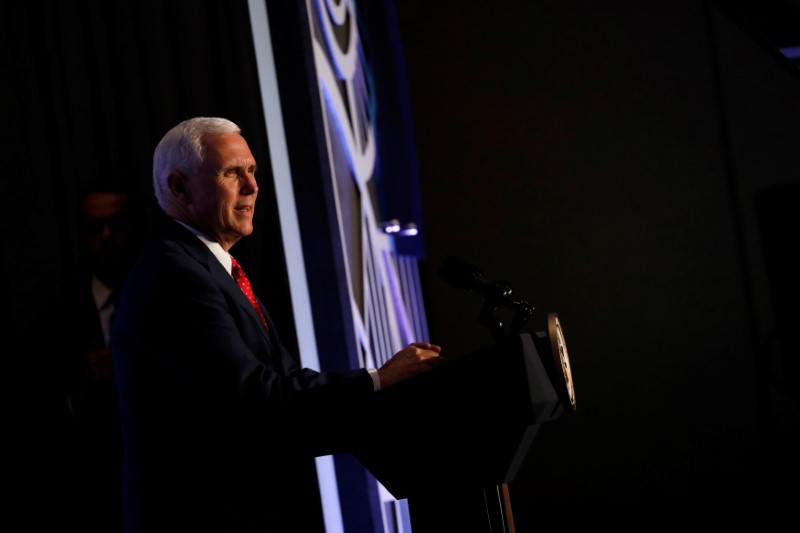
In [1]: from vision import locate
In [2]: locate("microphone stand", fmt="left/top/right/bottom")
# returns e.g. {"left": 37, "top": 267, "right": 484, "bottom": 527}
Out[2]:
{"left": 438, "top": 257, "right": 537, "bottom": 532}
{"left": 472, "top": 281, "right": 533, "bottom": 533}
{"left": 475, "top": 280, "right": 535, "bottom": 343}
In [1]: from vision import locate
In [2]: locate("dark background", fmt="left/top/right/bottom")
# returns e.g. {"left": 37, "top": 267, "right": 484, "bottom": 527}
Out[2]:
{"left": 395, "top": 0, "right": 800, "bottom": 525}
{"left": 3, "top": 0, "right": 799, "bottom": 529}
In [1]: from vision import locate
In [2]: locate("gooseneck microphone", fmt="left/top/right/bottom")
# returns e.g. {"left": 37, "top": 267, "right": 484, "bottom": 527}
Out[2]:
{"left": 439, "top": 256, "right": 535, "bottom": 339}
{"left": 438, "top": 256, "right": 526, "bottom": 311}
{"left": 438, "top": 256, "right": 485, "bottom": 291}
{"left": 438, "top": 256, "right": 514, "bottom": 303}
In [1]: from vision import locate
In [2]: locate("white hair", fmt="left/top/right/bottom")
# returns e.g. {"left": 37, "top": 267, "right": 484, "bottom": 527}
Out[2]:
{"left": 152, "top": 117, "right": 241, "bottom": 210}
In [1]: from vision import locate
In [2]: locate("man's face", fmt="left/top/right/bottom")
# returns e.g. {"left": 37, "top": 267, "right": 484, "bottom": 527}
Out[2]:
{"left": 187, "top": 132, "right": 258, "bottom": 250}
{"left": 80, "top": 191, "right": 131, "bottom": 277}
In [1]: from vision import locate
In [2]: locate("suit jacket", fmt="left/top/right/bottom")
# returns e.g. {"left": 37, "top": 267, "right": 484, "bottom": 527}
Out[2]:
{"left": 59, "top": 271, "right": 124, "bottom": 532}
{"left": 111, "top": 218, "right": 374, "bottom": 532}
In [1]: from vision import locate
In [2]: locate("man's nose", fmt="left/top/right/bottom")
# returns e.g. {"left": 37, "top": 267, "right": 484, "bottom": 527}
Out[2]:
{"left": 241, "top": 173, "right": 258, "bottom": 195}
{"left": 100, "top": 222, "right": 113, "bottom": 238}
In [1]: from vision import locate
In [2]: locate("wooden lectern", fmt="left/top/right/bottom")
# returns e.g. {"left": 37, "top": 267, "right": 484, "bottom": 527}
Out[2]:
{"left": 354, "top": 331, "right": 570, "bottom": 532}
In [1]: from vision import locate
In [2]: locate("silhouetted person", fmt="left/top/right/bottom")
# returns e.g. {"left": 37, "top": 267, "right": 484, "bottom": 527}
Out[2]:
{"left": 61, "top": 178, "right": 143, "bottom": 532}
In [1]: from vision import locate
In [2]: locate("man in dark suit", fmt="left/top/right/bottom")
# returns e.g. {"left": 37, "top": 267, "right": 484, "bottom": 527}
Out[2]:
{"left": 61, "top": 179, "right": 143, "bottom": 532}
{"left": 111, "top": 117, "right": 442, "bottom": 532}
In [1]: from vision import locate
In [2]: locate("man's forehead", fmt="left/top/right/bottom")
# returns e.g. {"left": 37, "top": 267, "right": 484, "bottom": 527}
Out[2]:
{"left": 83, "top": 191, "right": 129, "bottom": 216}
{"left": 201, "top": 133, "right": 255, "bottom": 162}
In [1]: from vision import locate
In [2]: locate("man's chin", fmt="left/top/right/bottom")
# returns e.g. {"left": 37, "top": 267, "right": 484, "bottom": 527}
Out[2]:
{"left": 236, "top": 223, "right": 255, "bottom": 237}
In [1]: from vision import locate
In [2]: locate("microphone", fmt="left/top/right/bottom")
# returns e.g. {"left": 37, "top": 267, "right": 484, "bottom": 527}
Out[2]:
{"left": 439, "top": 256, "right": 536, "bottom": 337}
{"left": 438, "top": 256, "right": 484, "bottom": 291}
{"left": 438, "top": 256, "right": 515, "bottom": 307}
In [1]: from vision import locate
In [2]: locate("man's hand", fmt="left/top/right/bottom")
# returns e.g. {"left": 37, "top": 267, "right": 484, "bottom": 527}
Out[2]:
{"left": 377, "top": 342, "right": 443, "bottom": 389}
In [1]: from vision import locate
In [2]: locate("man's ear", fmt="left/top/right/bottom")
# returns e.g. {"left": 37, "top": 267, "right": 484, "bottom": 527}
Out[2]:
{"left": 167, "top": 171, "right": 189, "bottom": 201}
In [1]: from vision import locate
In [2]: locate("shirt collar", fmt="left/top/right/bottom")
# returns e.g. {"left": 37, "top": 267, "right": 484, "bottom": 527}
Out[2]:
{"left": 173, "top": 219, "right": 233, "bottom": 275}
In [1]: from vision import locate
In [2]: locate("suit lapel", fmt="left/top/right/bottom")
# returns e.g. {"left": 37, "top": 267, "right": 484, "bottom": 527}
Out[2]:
{"left": 162, "top": 219, "right": 275, "bottom": 346}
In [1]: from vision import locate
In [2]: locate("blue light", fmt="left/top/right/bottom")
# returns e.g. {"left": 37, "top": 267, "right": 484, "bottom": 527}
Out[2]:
{"left": 381, "top": 220, "right": 417, "bottom": 236}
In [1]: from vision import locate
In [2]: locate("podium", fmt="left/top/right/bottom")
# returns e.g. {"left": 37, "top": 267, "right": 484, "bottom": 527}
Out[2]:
{"left": 354, "top": 332, "right": 571, "bottom": 531}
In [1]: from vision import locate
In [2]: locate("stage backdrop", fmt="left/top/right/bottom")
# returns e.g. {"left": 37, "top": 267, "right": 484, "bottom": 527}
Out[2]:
{"left": 249, "top": 1, "right": 428, "bottom": 531}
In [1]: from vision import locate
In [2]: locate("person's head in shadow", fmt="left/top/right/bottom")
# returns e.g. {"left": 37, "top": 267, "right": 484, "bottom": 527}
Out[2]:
{"left": 77, "top": 178, "right": 143, "bottom": 291}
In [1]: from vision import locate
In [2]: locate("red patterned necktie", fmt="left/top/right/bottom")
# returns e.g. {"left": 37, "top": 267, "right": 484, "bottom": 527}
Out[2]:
{"left": 230, "top": 256, "right": 269, "bottom": 330}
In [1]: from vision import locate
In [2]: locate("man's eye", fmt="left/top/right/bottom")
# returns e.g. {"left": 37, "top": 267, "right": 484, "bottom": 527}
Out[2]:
{"left": 81, "top": 213, "right": 129, "bottom": 233}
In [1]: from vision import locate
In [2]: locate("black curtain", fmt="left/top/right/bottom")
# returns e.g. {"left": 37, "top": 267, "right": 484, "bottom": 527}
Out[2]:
{"left": 2, "top": 0, "right": 304, "bottom": 527}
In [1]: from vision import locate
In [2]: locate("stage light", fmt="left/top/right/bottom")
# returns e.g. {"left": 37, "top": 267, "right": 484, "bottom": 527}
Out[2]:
{"left": 380, "top": 219, "right": 417, "bottom": 236}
